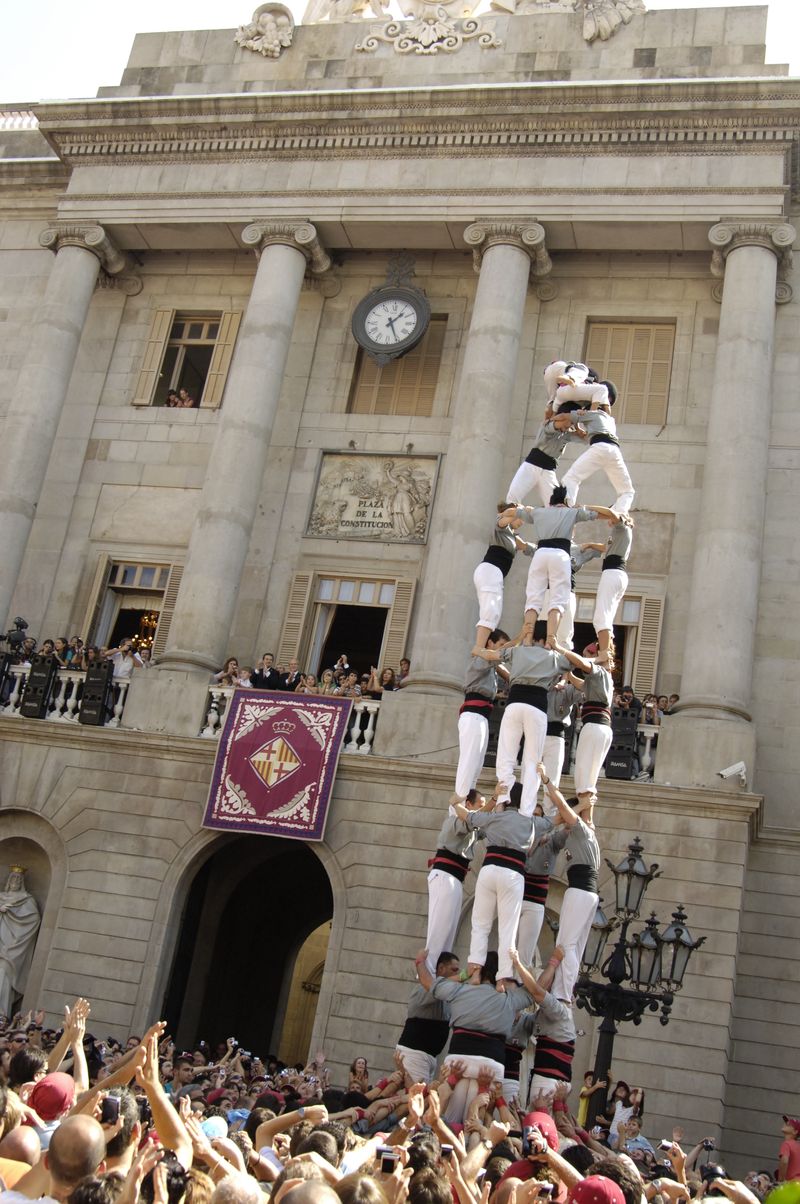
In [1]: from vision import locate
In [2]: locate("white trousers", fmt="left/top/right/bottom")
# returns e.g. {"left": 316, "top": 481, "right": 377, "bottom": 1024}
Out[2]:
{"left": 502, "top": 1076, "right": 521, "bottom": 1105}
{"left": 526, "top": 547, "right": 571, "bottom": 616}
{"left": 529, "top": 1073, "right": 560, "bottom": 1103}
{"left": 562, "top": 443, "right": 634, "bottom": 516}
{"left": 395, "top": 1045, "right": 437, "bottom": 1085}
{"left": 425, "top": 869, "right": 463, "bottom": 974}
{"left": 442, "top": 1054, "right": 506, "bottom": 1124}
{"left": 536, "top": 733, "right": 566, "bottom": 817}
{"left": 553, "top": 381, "right": 609, "bottom": 412}
{"left": 543, "top": 588, "right": 576, "bottom": 648}
{"left": 593, "top": 568, "right": 628, "bottom": 635}
{"left": 473, "top": 561, "right": 504, "bottom": 632}
{"left": 456, "top": 711, "right": 489, "bottom": 798}
{"left": 507, "top": 460, "right": 559, "bottom": 507}
{"left": 552, "top": 886, "right": 599, "bottom": 1001}
{"left": 517, "top": 900, "right": 545, "bottom": 969}
{"left": 496, "top": 702, "right": 547, "bottom": 815}
{"left": 574, "top": 722, "right": 613, "bottom": 796}
{"left": 469, "top": 864, "right": 524, "bottom": 981}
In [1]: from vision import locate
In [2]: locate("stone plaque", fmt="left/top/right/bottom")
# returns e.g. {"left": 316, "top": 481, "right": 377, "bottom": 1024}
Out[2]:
{"left": 306, "top": 452, "right": 439, "bottom": 543}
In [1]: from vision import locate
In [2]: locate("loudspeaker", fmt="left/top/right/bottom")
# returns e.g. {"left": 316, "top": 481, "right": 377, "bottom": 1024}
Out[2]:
{"left": 78, "top": 659, "right": 115, "bottom": 726}
{"left": 611, "top": 706, "right": 639, "bottom": 734}
{"left": 19, "top": 654, "right": 58, "bottom": 719}
{"left": 605, "top": 745, "right": 636, "bottom": 779}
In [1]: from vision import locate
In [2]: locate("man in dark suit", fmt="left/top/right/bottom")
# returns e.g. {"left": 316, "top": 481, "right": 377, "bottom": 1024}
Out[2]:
{"left": 279, "top": 658, "right": 303, "bottom": 692}
{"left": 252, "top": 652, "right": 282, "bottom": 691}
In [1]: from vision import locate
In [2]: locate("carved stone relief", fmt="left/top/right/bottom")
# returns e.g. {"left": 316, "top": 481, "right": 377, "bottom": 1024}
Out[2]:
{"left": 235, "top": 3, "right": 295, "bottom": 57}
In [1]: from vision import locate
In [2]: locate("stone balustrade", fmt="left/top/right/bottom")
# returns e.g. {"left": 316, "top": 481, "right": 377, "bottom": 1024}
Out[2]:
{"left": 199, "top": 686, "right": 380, "bottom": 753}
{"left": 2, "top": 664, "right": 130, "bottom": 727}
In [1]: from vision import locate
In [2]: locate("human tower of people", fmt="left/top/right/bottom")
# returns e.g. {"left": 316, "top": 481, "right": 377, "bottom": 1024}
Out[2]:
{"left": 398, "top": 359, "right": 636, "bottom": 1125}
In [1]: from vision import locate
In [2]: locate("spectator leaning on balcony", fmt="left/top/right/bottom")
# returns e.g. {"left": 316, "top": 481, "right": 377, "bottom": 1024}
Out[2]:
{"left": 366, "top": 667, "right": 397, "bottom": 698}
{"left": 335, "top": 672, "right": 362, "bottom": 700}
{"left": 214, "top": 658, "right": 241, "bottom": 688}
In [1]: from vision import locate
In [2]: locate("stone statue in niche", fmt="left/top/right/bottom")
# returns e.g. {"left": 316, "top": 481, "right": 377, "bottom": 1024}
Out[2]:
{"left": 235, "top": 3, "right": 295, "bottom": 56}
{"left": 0, "top": 867, "right": 41, "bottom": 1018}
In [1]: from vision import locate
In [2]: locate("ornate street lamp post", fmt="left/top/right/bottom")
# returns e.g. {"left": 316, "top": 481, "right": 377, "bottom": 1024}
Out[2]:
{"left": 576, "top": 837, "right": 706, "bottom": 1126}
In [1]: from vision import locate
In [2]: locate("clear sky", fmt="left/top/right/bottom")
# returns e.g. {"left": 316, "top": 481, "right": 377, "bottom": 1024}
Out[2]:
{"left": 0, "top": 0, "right": 797, "bottom": 106}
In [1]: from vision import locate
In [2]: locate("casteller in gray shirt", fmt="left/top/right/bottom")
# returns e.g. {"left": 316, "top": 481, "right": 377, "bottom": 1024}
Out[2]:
{"left": 518, "top": 506, "right": 599, "bottom": 543}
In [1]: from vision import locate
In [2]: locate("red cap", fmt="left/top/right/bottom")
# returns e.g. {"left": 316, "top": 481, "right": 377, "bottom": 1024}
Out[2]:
{"left": 568, "top": 1177, "right": 626, "bottom": 1204}
{"left": 205, "top": 1088, "right": 230, "bottom": 1105}
{"left": 29, "top": 1072, "right": 75, "bottom": 1122}
{"left": 523, "top": 1110, "right": 559, "bottom": 1151}
{"left": 783, "top": 1117, "right": 800, "bottom": 1136}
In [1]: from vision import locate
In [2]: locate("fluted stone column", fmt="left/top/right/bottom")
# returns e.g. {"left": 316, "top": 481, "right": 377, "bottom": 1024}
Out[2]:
{"left": 655, "top": 220, "right": 795, "bottom": 790}
{"left": 0, "top": 224, "right": 126, "bottom": 628}
{"left": 374, "top": 221, "right": 551, "bottom": 759}
{"left": 159, "top": 221, "right": 330, "bottom": 673}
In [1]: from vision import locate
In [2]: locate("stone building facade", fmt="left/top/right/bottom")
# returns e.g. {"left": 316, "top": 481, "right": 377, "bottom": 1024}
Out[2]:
{"left": 0, "top": 0, "right": 798, "bottom": 1173}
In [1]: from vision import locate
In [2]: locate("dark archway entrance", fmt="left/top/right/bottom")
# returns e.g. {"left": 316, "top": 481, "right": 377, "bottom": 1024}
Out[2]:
{"left": 163, "top": 835, "right": 332, "bottom": 1056}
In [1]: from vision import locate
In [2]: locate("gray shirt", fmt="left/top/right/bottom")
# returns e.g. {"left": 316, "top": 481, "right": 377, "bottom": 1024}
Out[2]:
{"left": 565, "top": 816, "right": 601, "bottom": 871}
{"left": 509, "top": 1009, "right": 538, "bottom": 1048}
{"left": 534, "top": 991, "right": 576, "bottom": 1043}
{"left": 436, "top": 812, "right": 477, "bottom": 860}
{"left": 467, "top": 808, "right": 533, "bottom": 852}
{"left": 464, "top": 655, "right": 497, "bottom": 699}
{"left": 534, "top": 421, "right": 570, "bottom": 462}
{"left": 575, "top": 409, "right": 618, "bottom": 441}
{"left": 407, "top": 983, "right": 449, "bottom": 1023}
{"left": 583, "top": 662, "right": 614, "bottom": 707}
{"left": 571, "top": 543, "right": 600, "bottom": 573}
{"left": 431, "top": 978, "right": 532, "bottom": 1038}
{"left": 519, "top": 506, "right": 598, "bottom": 542}
{"left": 605, "top": 523, "right": 633, "bottom": 562}
{"left": 526, "top": 824, "right": 569, "bottom": 875}
{"left": 489, "top": 520, "right": 518, "bottom": 556}
{"left": 501, "top": 645, "right": 570, "bottom": 689}
{"left": 548, "top": 681, "right": 580, "bottom": 724}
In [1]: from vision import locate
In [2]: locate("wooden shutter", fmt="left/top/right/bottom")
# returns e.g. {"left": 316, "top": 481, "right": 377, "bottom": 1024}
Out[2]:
{"left": 632, "top": 595, "right": 664, "bottom": 697}
{"left": 381, "top": 579, "right": 416, "bottom": 672}
{"left": 131, "top": 308, "right": 175, "bottom": 406}
{"left": 348, "top": 318, "right": 446, "bottom": 416}
{"left": 78, "top": 553, "right": 112, "bottom": 643}
{"left": 584, "top": 322, "right": 674, "bottom": 426}
{"left": 151, "top": 564, "right": 184, "bottom": 661}
{"left": 201, "top": 310, "right": 243, "bottom": 408}
{"left": 277, "top": 573, "right": 314, "bottom": 666}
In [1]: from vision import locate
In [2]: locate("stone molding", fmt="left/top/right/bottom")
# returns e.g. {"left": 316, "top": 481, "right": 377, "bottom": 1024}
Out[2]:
{"left": 45, "top": 120, "right": 796, "bottom": 166}
{"left": 464, "top": 220, "right": 552, "bottom": 289}
{"left": 709, "top": 221, "right": 796, "bottom": 305}
{"left": 95, "top": 272, "right": 144, "bottom": 296}
{"left": 38, "top": 223, "right": 127, "bottom": 275}
{"left": 241, "top": 220, "right": 331, "bottom": 274}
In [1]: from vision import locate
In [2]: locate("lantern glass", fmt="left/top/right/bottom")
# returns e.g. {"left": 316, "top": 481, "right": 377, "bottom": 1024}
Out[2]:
{"left": 582, "top": 901, "right": 613, "bottom": 973}
{"left": 629, "top": 915, "right": 662, "bottom": 990}
{"left": 610, "top": 838, "right": 658, "bottom": 919}
{"left": 659, "top": 905, "right": 704, "bottom": 992}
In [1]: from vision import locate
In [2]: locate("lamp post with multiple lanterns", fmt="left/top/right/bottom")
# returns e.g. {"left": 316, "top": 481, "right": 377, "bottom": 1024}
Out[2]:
{"left": 575, "top": 836, "right": 706, "bottom": 1126}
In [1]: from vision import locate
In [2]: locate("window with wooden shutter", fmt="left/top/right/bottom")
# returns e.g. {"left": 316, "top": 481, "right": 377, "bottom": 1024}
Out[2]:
{"left": 584, "top": 322, "right": 675, "bottom": 425}
{"left": 278, "top": 573, "right": 314, "bottom": 666}
{"left": 632, "top": 596, "right": 664, "bottom": 697}
{"left": 78, "top": 553, "right": 112, "bottom": 641}
{"left": 348, "top": 317, "right": 446, "bottom": 416}
{"left": 382, "top": 579, "right": 416, "bottom": 670}
{"left": 131, "top": 309, "right": 242, "bottom": 408}
{"left": 151, "top": 565, "right": 184, "bottom": 660}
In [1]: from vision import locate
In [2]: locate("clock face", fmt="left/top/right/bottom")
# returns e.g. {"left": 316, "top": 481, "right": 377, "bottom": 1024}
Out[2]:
{"left": 364, "top": 298, "right": 418, "bottom": 347}
{"left": 351, "top": 286, "right": 431, "bottom": 364}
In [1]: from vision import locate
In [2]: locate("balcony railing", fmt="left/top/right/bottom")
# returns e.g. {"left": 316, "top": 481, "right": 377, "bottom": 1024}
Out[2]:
{"left": 2, "top": 664, "right": 130, "bottom": 727}
{"left": 200, "top": 687, "right": 380, "bottom": 753}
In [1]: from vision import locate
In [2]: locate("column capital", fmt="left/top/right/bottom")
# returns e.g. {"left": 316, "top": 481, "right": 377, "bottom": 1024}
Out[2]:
{"left": 464, "top": 220, "right": 552, "bottom": 281}
{"left": 39, "top": 223, "right": 127, "bottom": 276}
{"left": 709, "top": 221, "right": 796, "bottom": 304}
{"left": 241, "top": 220, "right": 331, "bottom": 274}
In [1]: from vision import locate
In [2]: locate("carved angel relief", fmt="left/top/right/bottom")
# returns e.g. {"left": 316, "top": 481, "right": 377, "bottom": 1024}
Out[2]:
{"left": 582, "top": 0, "right": 645, "bottom": 42}
{"left": 235, "top": 3, "right": 295, "bottom": 56}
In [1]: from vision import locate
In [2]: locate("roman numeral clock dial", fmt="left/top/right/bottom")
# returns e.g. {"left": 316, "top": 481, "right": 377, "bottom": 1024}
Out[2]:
{"left": 351, "top": 285, "right": 431, "bottom": 367}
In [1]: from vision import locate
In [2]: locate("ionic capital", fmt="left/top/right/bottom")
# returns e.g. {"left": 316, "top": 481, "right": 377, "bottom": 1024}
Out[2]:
{"left": 464, "top": 220, "right": 552, "bottom": 282}
{"left": 39, "top": 224, "right": 127, "bottom": 276}
{"left": 242, "top": 220, "right": 331, "bottom": 274}
{"left": 709, "top": 221, "right": 796, "bottom": 304}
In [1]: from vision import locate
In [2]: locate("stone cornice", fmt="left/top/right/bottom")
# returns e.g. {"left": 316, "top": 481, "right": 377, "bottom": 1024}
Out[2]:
{"left": 709, "top": 220, "right": 797, "bottom": 305}
{"left": 39, "top": 222, "right": 128, "bottom": 275}
{"left": 31, "top": 79, "right": 800, "bottom": 167}
{"left": 242, "top": 219, "right": 331, "bottom": 273}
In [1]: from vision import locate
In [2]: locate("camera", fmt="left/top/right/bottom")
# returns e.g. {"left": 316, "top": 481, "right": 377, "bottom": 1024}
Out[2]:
{"left": 0, "top": 617, "right": 28, "bottom": 651}
{"left": 441, "top": 1145, "right": 454, "bottom": 1161}
{"left": 659, "top": 1140, "right": 673, "bottom": 1151}
{"left": 100, "top": 1096, "right": 120, "bottom": 1125}
{"left": 539, "top": 1185, "right": 555, "bottom": 1197}
{"left": 717, "top": 761, "right": 746, "bottom": 785}
{"left": 378, "top": 1149, "right": 399, "bottom": 1174}
{"left": 702, "top": 1140, "right": 715, "bottom": 1152}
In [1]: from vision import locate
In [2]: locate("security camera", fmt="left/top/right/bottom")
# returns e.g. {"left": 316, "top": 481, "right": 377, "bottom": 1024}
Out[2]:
{"left": 717, "top": 761, "right": 747, "bottom": 785}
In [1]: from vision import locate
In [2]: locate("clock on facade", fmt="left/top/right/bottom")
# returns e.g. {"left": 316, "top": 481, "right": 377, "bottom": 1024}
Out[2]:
{"left": 351, "top": 286, "right": 431, "bottom": 366}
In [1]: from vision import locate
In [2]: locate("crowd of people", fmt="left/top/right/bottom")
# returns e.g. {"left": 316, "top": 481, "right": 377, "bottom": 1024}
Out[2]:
{"left": 0, "top": 998, "right": 792, "bottom": 1204}
{"left": 210, "top": 656, "right": 412, "bottom": 700}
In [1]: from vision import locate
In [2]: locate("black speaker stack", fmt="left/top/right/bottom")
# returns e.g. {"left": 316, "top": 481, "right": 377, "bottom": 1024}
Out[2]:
{"left": 604, "top": 706, "right": 639, "bottom": 779}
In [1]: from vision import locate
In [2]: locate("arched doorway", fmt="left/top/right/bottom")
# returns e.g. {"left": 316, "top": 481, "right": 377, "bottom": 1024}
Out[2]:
{"left": 162, "top": 835, "right": 332, "bottom": 1056}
